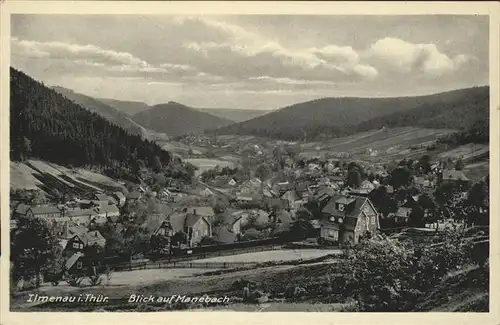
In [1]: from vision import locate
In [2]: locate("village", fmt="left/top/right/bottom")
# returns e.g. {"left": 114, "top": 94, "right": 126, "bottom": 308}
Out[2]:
{"left": 9, "top": 137, "right": 486, "bottom": 290}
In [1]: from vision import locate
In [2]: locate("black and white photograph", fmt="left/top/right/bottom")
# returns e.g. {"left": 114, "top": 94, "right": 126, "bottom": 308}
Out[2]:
{"left": 2, "top": 1, "right": 498, "bottom": 319}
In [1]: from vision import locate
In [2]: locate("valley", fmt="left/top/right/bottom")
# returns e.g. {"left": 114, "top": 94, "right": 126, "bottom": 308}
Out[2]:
{"left": 9, "top": 67, "right": 490, "bottom": 313}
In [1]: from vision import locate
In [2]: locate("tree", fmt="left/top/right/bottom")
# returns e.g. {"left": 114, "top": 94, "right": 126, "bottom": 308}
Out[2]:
{"left": 255, "top": 163, "right": 272, "bottom": 181}
{"left": 390, "top": 167, "right": 412, "bottom": 189}
{"left": 289, "top": 217, "right": 314, "bottom": 240}
{"left": 11, "top": 218, "right": 62, "bottom": 287}
{"left": 418, "top": 193, "right": 439, "bottom": 227}
{"left": 347, "top": 169, "right": 363, "bottom": 187}
{"left": 455, "top": 158, "right": 465, "bottom": 171}
{"left": 408, "top": 204, "right": 425, "bottom": 227}
{"left": 418, "top": 155, "right": 432, "bottom": 174}
{"left": 20, "top": 136, "right": 32, "bottom": 161}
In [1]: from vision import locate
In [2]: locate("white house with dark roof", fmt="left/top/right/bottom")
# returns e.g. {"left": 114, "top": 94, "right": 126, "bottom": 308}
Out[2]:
{"left": 320, "top": 195, "right": 379, "bottom": 245}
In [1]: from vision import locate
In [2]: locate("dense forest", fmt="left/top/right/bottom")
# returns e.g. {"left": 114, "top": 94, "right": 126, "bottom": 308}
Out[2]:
{"left": 132, "top": 101, "right": 233, "bottom": 136}
{"left": 52, "top": 86, "right": 146, "bottom": 137}
{"left": 352, "top": 86, "right": 489, "bottom": 143}
{"left": 213, "top": 86, "right": 489, "bottom": 142}
{"left": 10, "top": 68, "right": 171, "bottom": 173}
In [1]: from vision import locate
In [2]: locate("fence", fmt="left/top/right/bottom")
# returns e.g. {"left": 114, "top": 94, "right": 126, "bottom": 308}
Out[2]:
{"left": 111, "top": 243, "right": 282, "bottom": 271}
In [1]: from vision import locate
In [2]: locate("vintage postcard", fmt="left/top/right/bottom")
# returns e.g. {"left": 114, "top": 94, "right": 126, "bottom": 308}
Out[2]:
{"left": 1, "top": 1, "right": 499, "bottom": 325}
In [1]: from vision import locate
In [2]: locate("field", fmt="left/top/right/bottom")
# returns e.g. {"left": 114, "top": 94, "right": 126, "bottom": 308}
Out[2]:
{"left": 186, "top": 158, "right": 236, "bottom": 176}
{"left": 463, "top": 161, "right": 489, "bottom": 182}
{"left": 300, "top": 127, "right": 456, "bottom": 161}
{"left": 194, "top": 249, "right": 341, "bottom": 263}
{"left": 437, "top": 143, "right": 490, "bottom": 161}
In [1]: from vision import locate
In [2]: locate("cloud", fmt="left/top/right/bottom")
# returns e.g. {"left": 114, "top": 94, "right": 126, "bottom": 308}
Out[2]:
{"left": 11, "top": 36, "right": 200, "bottom": 81}
{"left": 366, "top": 37, "right": 473, "bottom": 77}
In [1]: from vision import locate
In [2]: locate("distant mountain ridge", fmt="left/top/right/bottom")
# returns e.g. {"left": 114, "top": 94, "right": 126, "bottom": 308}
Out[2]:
{"left": 52, "top": 86, "right": 146, "bottom": 137}
{"left": 98, "top": 97, "right": 152, "bottom": 116}
{"left": 196, "top": 108, "right": 274, "bottom": 123}
{"left": 131, "top": 101, "right": 235, "bottom": 136}
{"left": 213, "top": 86, "right": 489, "bottom": 141}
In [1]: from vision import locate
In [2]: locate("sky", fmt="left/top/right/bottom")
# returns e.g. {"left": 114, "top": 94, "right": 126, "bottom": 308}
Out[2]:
{"left": 11, "top": 15, "right": 489, "bottom": 110}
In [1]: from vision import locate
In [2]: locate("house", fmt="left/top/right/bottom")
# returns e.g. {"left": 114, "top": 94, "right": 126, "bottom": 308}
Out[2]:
{"left": 262, "top": 187, "right": 278, "bottom": 198}
{"left": 19, "top": 205, "right": 63, "bottom": 219}
{"left": 65, "top": 208, "right": 96, "bottom": 226}
{"left": 60, "top": 225, "right": 106, "bottom": 256}
{"left": 314, "top": 187, "right": 338, "bottom": 207}
{"left": 414, "top": 177, "right": 435, "bottom": 189}
{"left": 235, "top": 195, "right": 254, "bottom": 204}
{"left": 93, "top": 193, "right": 113, "bottom": 203}
{"left": 113, "top": 191, "right": 126, "bottom": 207}
{"left": 95, "top": 204, "right": 120, "bottom": 223}
{"left": 182, "top": 206, "right": 215, "bottom": 220}
{"left": 127, "top": 191, "right": 142, "bottom": 201}
{"left": 263, "top": 197, "right": 287, "bottom": 211}
{"left": 149, "top": 216, "right": 176, "bottom": 254}
{"left": 199, "top": 188, "right": 214, "bottom": 197}
{"left": 214, "top": 228, "right": 238, "bottom": 244}
{"left": 319, "top": 195, "right": 379, "bottom": 245}
{"left": 230, "top": 209, "right": 271, "bottom": 227}
{"left": 159, "top": 188, "right": 172, "bottom": 198}
{"left": 181, "top": 213, "right": 212, "bottom": 246}
{"left": 295, "top": 183, "right": 313, "bottom": 200}
{"left": 441, "top": 169, "right": 469, "bottom": 185}
{"left": 392, "top": 207, "right": 412, "bottom": 224}
{"left": 65, "top": 252, "right": 85, "bottom": 274}
{"left": 281, "top": 189, "right": 298, "bottom": 209}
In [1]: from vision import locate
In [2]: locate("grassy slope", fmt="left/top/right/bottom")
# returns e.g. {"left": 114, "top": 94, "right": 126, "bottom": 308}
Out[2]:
{"left": 10, "top": 159, "right": 126, "bottom": 197}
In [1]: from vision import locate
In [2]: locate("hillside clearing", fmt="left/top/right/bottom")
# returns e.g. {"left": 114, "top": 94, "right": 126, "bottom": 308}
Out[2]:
{"left": 10, "top": 159, "right": 126, "bottom": 195}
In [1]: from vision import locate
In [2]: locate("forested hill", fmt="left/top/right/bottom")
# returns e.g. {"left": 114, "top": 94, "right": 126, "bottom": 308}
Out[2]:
{"left": 10, "top": 67, "right": 171, "bottom": 172}
{"left": 352, "top": 86, "right": 489, "bottom": 141}
{"left": 213, "top": 86, "right": 489, "bottom": 141}
{"left": 131, "top": 101, "right": 234, "bottom": 136}
{"left": 52, "top": 86, "right": 146, "bottom": 137}
{"left": 98, "top": 97, "right": 151, "bottom": 117}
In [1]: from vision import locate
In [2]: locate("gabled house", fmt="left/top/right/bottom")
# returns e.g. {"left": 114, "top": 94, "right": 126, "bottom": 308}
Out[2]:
{"left": 214, "top": 228, "right": 238, "bottom": 244}
{"left": 392, "top": 207, "right": 412, "bottom": 225}
{"left": 320, "top": 195, "right": 379, "bottom": 245}
{"left": 281, "top": 189, "right": 298, "bottom": 209}
{"left": 20, "top": 205, "right": 63, "bottom": 219}
{"left": 314, "top": 187, "right": 338, "bottom": 208}
{"left": 60, "top": 224, "right": 106, "bottom": 257}
{"left": 199, "top": 188, "right": 215, "bottom": 197}
{"left": 182, "top": 214, "right": 212, "bottom": 246}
